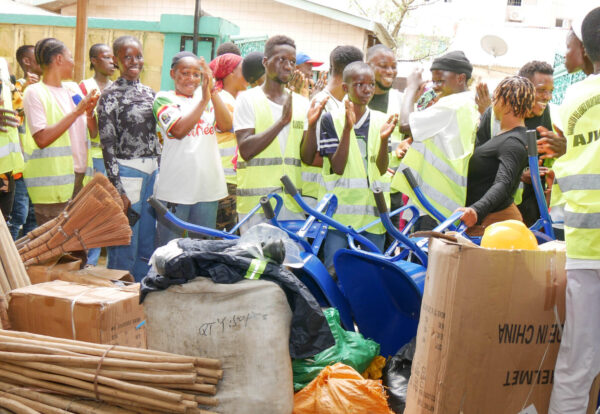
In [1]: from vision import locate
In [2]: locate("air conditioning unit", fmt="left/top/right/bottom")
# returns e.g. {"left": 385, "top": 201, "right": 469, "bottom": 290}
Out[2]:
{"left": 508, "top": 9, "right": 524, "bottom": 22}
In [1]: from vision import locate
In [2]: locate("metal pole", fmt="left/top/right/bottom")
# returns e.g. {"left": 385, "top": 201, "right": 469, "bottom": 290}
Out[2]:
{"left": 192, "top": 0, "right": 201, "bottom": 54}
{"left": 74, "top": 0, "right": 88, "bottom": 81}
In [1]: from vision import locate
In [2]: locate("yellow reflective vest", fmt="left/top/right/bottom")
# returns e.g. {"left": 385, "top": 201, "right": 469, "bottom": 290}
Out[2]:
{"left": 392, "top": 91, "right": 479, "bottom": 219}
{"left": 80, "top": 77, "right": 103, "bottom": 160}
{"left": 321, "top": 108, "right": 390, "bottom": 234}
{"left": 551, "top": 75, "right": 600, "bottom": 260}
{"left": 216, "top": 89, "right": 237, "bottom": 185}
{"left": 236, "top": 87, "right": 308, "bottom": 214}
{"left": 22, "top": 82, "right": 92, "bottom": 204}
{"left": 0, "top": 58, "right": 24, "bottom": 176}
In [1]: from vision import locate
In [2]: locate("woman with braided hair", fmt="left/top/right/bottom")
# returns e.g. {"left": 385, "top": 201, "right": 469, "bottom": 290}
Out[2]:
{"left": 456, "top": 75, "right": 536, "bottom": 236}
{"left": 22, "top": 37, "right": 98, "bottom": 225}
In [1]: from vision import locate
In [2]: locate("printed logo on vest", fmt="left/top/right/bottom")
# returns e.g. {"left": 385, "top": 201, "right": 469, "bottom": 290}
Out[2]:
{"left": 292, "top": 120, "right": 303, "bottom": 130}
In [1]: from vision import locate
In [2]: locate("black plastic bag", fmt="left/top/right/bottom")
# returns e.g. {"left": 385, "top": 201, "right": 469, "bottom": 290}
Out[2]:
{"left": 382, "top": 337, "right": 416, "bottom": 413}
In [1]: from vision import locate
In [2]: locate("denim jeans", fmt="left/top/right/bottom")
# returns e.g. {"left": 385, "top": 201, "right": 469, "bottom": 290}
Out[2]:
{"left": 107, "top": 163, "right": 157, "bottom": 282}
{"left": 7, "top": 177, "right": 37, "bottom": 240}
{"left": 155, "top": 200, "right": 218, "bottom": 248}
{"left": 323, "top": 229, "right": 385, "bottom": 271}
{"left": 86, "top": 158, "right": 106, "bottom": 266}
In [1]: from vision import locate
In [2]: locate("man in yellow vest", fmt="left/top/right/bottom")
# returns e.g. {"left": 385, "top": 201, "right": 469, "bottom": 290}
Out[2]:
{"left": 302, "top": 46, "right": 364, "bottom": 207}
{"left": 549, "top": 8, "right": 600, "bottom": 413}
{"left": 304, "top": 61, "right": 397, "bottom": 270}
{"left": 393, "top": 51, "right": 479, "bottom": 230}
{"left": 367, "top": 44, "right": 405, "bottom": 244}
{"left": 0, "top": 57, "right": 24, "bottom": 220}
{"left": 234, "top": 35, "right": 309, "bottom": 233}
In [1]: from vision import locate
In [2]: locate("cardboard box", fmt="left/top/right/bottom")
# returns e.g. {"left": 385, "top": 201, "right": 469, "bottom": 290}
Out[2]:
{"left": 28, "top": 259, "right": 134, "bottom": 287}
{"left": 405, "top": 238, "right": 597, "bottom": 413}
{"left": 8, "top": 280, "right": 146, "bottom": 348}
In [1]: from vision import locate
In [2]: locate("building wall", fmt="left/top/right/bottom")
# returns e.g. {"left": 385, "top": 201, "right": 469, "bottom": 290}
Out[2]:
{"left": 60, "top": 0, "right": 368, "bottom": 65}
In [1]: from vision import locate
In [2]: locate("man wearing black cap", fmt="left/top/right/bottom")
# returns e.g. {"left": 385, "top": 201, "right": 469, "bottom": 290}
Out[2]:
{"left": 391, "top": 50, "right": 480, "bottom": 227}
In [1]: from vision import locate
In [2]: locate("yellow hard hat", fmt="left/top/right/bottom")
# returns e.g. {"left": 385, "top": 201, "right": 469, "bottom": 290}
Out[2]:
{"left": 480, "top": 220, "right": 538, "bottom": 250}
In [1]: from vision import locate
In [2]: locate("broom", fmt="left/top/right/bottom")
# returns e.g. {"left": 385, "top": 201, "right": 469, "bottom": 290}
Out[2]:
{"left": 18, "top": 185, "right": 117, "bottom": 258}
{"left": 15, "top": 173, "right": 123, "bottom": 250}
{"left": 18, "top": 180, "right": 131, "bottom": 265}
{"left": 20, "top": 192, "right": 130, "bottom": 265}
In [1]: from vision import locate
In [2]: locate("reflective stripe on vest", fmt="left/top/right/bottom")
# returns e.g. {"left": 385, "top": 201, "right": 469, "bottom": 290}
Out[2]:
{"left": 235, "top": 87, "right": 308, "bottom": 214}
{"left": 301, "top": 165, "right": 324, "bottom": 199}
{"left": 322, "top": 108, "right": 390, "bottom": 234}
{"left": 391, "top": 92, "right": 478, "bottom": 219}
{"left": 219, "top": 146, "right": 236, "bottom": 157}
{"left": 552, "top": 75, "right": 600, "bottom": 259}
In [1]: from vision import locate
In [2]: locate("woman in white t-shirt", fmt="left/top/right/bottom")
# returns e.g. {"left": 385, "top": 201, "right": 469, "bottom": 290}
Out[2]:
{"left": 153, "top": 52, "right": 230, "bottom": 247}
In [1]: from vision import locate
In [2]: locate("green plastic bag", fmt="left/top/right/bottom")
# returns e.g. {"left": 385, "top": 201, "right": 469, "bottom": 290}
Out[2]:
{"left": 292, "top": 308, "right": 380, "bottom": 391}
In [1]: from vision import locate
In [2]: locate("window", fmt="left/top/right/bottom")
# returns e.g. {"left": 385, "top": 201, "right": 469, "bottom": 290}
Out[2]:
{"left": 507, "top": 0, "right": 522, "bottom": 5}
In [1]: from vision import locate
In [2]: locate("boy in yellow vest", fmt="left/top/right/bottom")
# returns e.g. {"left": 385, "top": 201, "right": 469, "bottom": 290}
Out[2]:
{"left": 393, "top": 51, "right": 479, "bottom": 230}
{"left": 234, "top": 35, "right": 309, "bottom": 233}
{"left": 549, "top": 7, "right": 600, "bottom": 413}
{"left": 305, "top": 61, "right": 397, "bottom": 270}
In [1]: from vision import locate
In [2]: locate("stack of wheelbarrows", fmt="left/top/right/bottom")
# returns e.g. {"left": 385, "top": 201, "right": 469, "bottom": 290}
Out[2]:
{"left": 150, "top": 130, "right": 557, "bottom": 357}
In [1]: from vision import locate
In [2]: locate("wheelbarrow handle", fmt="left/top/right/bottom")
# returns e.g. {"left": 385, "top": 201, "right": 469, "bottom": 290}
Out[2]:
{"left": 260, "top": 196, "right": 275, "bottom": 219}
{"left": 402, "top": 168, "right": 419, "bottom": 190}
{"left": 526, "top": 129, "right": 538, "bottom": 157}
{"left": 147, "top": 196, "right": 168, "bottom": 219}
{"left": 373, "top": 188, "right": 388, "bottom": 214}
{"left": 280, "top": 174, "right": 298, "bottom": 197}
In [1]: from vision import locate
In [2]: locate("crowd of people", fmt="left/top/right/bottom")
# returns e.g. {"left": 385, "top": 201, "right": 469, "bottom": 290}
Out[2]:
{"left": 0, "top": 6, "right": 599, "bottom": 413}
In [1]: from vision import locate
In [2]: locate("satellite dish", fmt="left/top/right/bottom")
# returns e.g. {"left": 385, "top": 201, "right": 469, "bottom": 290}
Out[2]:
{"left": 481, "top": 35, "right": 508, "bottom": 58}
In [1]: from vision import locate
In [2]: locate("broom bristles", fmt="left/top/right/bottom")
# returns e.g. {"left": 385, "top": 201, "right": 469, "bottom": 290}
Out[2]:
{"left": 19, "top": 177, "right": 130, "bottom": 264}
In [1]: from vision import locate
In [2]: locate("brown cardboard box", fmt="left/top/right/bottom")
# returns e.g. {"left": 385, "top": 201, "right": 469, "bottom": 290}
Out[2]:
{"left": 405, "top": 238, "right": 597, "bottom": 414}
{"left": 8, "top": 280, "right": 146, "bottom": 348}
{"left": 28, "top": 260, "right": 134, "bottom": 287}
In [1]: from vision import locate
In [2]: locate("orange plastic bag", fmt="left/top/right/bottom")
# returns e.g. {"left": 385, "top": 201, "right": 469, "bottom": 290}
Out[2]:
{"left": 293, "top": 363, "right": 394, "bottom": 414}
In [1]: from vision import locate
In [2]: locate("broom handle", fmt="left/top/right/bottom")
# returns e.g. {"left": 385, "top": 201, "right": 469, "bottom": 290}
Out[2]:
{"left": 0, "top": 331, "right": 221, "bottom": 370}
{"left": 0, "top": 364, "right": 190, "bottom": 414}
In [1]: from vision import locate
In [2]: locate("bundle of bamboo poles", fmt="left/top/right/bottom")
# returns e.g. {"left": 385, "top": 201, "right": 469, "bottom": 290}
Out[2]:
{"left": 0, "top": 330, "right": 223, "bottom": 413}
{"left": 0, "top": 213, "right": 31, "bottom": 329}
{"left": 17, "top": 174, "right": 131, "bottom": 266}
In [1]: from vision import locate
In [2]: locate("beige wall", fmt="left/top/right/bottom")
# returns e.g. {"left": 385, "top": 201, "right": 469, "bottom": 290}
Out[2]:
{"left": 0, "top": 23, "right": 164, "bottom": 90}
{"left": 60, "top": 0, "right": 368, "bottom": 66}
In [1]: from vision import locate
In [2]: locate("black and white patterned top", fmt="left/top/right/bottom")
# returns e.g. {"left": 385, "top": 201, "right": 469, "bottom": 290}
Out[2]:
{"left": 97, "top": 77, "right": 160, "bottom": 193}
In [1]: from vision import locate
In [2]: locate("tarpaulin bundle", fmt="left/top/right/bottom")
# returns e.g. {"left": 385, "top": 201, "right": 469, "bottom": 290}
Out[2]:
{"left": 140, "top": 238, "right": 334, "bottom": 359}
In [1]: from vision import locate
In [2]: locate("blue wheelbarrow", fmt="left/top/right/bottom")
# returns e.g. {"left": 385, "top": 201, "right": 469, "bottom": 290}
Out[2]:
{"left": 279, "top": 175, "right": 463, "bottom": 356}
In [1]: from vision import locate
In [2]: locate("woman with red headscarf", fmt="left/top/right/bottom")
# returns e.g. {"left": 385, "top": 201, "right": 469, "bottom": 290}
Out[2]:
{"left": 210, "top": 52, "right": 248, "bottom": 231}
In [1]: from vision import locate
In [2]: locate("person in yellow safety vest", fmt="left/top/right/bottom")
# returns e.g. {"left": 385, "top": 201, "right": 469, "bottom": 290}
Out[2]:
{"left": 79, "top": 43, "right": 115, "bottom": 176}
{"left": 367, "top": 44, "right": 406, "bottom": 246}
{"left": 303, "top": 46, "right": 364, "bottom": 207}
{"left": 548, "top": 8, "right": 600, "bottom": 413}
{"left": 0, "top": 57, "right": 24, "bottom": 220}
{"left": 393, "top": 51, "right": 480, "bottom": 231}
{"left": 22, "top": 38, "right": 97, "bottom": 225}
{"left": 303, "top": 61, "right": 398, "bottom": 270}
{"left": 7, "top": 45, "right": 43, "bottom": 239}
{"left": 209, "top": 52, "right": 248, "bottom": 231}
{"left": 233, "top": 35, "right": 309, "bottom": 233}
